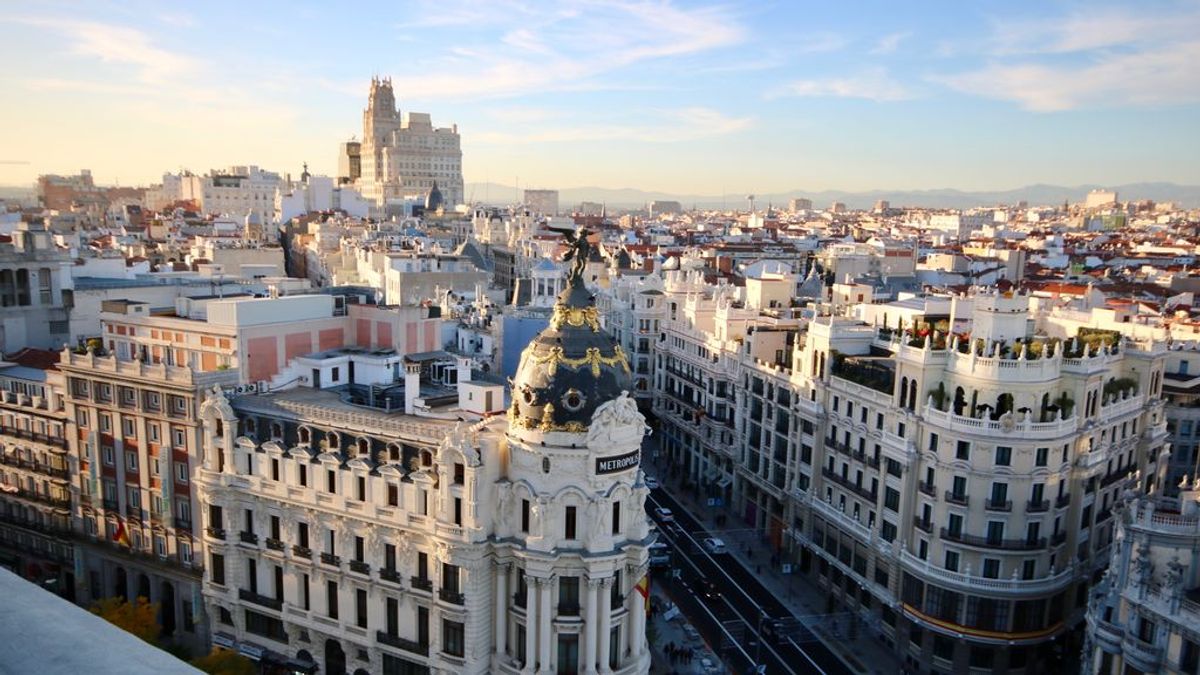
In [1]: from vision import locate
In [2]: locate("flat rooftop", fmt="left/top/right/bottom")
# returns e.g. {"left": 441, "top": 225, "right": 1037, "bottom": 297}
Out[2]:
{"left": 0, "top": 568, "right": 201, "bottom": 674}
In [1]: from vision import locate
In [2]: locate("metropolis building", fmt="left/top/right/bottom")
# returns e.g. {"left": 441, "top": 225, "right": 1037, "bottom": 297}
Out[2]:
{"left": 194, "top": 234, "right": 652, "bottom": 675}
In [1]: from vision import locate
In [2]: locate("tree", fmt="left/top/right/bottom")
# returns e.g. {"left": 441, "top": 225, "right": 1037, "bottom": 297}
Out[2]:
{"left": 191, "top": 648, "right": 257, "bottom": 675}
{"left": 90, "top": 596, "right": 161, "bottom": 643}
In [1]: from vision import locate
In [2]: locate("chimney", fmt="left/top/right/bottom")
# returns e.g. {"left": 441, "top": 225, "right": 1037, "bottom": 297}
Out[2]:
{"left": 404, "top": 363, "right": 421, "bottom": 415}
{"left": 456, "top": 357, "right": 471, "bottom": 386}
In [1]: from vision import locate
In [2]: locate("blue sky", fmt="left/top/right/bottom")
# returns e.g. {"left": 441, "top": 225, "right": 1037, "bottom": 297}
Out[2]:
{"left": 1, "top": 0, "right": 1198, "bottom": 194}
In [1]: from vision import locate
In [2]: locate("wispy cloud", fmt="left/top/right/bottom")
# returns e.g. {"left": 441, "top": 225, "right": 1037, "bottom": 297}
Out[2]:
{"left": 8, "top": 17, "right": 197, "bottom": 84}
{"left": 870, "top": 31, "right": 910, "bottom": 55}
{"left": 366, "top": 0, "right": 747, "bottom": 101}
{"left": 474, "top": 107, "right": 752, "bottom": 144}
{"left": 936, "top": 5, "right": 1200, "bottom": 111}
{"left": 935, "top": 41, "right": 1200, "bottom": 111}
{"left": 768, "top": 68, "right": 911, "bottom": 102}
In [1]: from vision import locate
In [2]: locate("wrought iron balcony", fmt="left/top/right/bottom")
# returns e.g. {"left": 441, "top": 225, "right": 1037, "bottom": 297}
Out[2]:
{"left": 1056, "top": 494, "right": 1072, "bottom": 508}
{"left": 206, "top": 526, "right": 226, "bottom": 540}
{"left": 239, "top": 531, "right": 258, "bottom": 545}
{"left": 940, "top": 527, "right": 1047, "bottom": 551}
{"left": 985, "top": 499, "right": 1013, "bottom": 512}
{"left": 380, "top": 568, "right": 401, "bottom": 584}
{"left": 239, "top": 588, "right": 283, "bottom": 611}
{"left": 411, "top": 576, "right": 433, "bottom": 592}
{"left": 376, "top": 631, "right": 428, "bottom": 656}
{"left": 438, "top": 588, "right": 465, "bottom": 605}
{"left": 912, "top": 517, "right": 933, "bottom": 534}
{"left": 265, "top": 538, "right": 285, "bottom": 551}
{"left": 944, "top": 491, "right": 969, "bottom": 507}
{"left": 350, "top": 560, "right": 371, "bottom": 575}
{"left": 917, "top": 482, "right": 936, "bottom": 498}
{"left": 1027, "top": 500, "right": 1050, "bottom": 513}
{"left": 292, "top": 545, "right": 312, "bottom": 559}
{"left": 320, "top": 552, "right": 341, "bottom": 566}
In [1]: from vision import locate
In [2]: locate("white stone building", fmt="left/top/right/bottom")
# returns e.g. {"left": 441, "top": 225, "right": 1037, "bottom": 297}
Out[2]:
{"left": 193, "top": 250, "right": 652, "bottom": 675}
{"left": 357, "top": 77, "right": 463, "bottom": 208}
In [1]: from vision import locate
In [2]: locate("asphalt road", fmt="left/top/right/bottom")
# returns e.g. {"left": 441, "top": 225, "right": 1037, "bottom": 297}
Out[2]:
{"left": 649, "top": 486, "right": 851, "bottom": 675}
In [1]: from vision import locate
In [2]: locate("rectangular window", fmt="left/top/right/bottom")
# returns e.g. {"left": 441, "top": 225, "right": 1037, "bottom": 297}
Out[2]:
{"left": 385, "top": 544, "right": 396, "bottom": 571}
{"left": 356, "top": 588, "right": 368, "bottom": 628}
{"left": 355, "top": 536, "right": 365, "bottom": 562}
{"left": 298, "top": 522, "right": 309, "bottom": 548}
{"left": 326, "top": 580, "right": 339, "bottom": 619}
{"left": 559, "top": 576, "right": 580, "bottom": 615}
{"left": 247, "top": 559, "right": 258, "bottom": 594}
{"left": 176, "top": 462, "right": 188, "bottom": 483}
{"left": 983, "top": 559, "right": 1001, "bottom": 579}
{"left": 565, "top": 506, "right": 577, "bottom": 540}
{"left": 928, "top": 432, "right": 938, "bottom": 452}
{"left": 956, "top": 440, "right": 970, "bottom": 460}
{"left": 944, "top": 550, "right": 959, "bottom": 572}
{"left": 357, "top": 476, "right": 366, "bottom": 501}
{"left": 443, "top": 563, "right": 460, "bottom": 593}
{"left": 211, "top": 553, "right": 225, "bottom": 585}
{"left": 301, "top": 574, "right": 310, "bottom": 610}
{"left": 387, "top": 484, "right": 399, "bottom": 507}
{"left": 270, "top": 515, "right": 280, "bottom": 540}
{"left": 995, "top": 446, "right": 1012, "bottom": 466}
{"left": 386, "top": 597, "right": 399, "bottom": 637}
{"left": 1035, "top": 447, "right": 1049, "bottom": 467}
{"left": 612, "top": 501, "right": 621, "bottom": 535}
{"left": 102, "top": 447, "right": 114, "bottom": 466}
{"left": 271, "top": 458, "right": 279, "bottom": 481}
{"left": 326, "top": 470, "right": 336, "bottom": 494}
{"left": 443, "top": 620, "right": 465, "bottom": 657}
{"left": 884, "top": 487, "right": 900, "bottom": 512}
{"left": 299, "top": 464, "right": 307, "bottom": 487}
{"left": 454, "top": 497, "right": 462, "bottom": 526}
{"left": 521, "top": 499, "right": 530, "bottom": 533}
{"left": 126, "top": 452, "right": 138, "bottom": 472}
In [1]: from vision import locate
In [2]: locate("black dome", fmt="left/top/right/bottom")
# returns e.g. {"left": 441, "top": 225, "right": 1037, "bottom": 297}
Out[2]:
{"left": 425, "top": 182, "right": 444, "bottom": 211}
{"left": 510, "top": 230, "right": 630, "bottom": 434}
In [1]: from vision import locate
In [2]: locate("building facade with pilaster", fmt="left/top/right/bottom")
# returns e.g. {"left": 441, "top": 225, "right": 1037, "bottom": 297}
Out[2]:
{"left": 194, "top": 252, "right": 653, "bottom": 674}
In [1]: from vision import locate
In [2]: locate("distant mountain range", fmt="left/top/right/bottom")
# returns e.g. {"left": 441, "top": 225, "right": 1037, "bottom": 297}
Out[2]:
{"left": 465, "top": 181, "right": 1200, "bottom": 211}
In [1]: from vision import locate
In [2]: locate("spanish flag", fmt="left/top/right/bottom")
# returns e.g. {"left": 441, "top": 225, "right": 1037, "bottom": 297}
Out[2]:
{"left": 113, "top": 520, "right": 130, "bottom": 548}
{"left": 635, "top": 575, "right": 650, "bottom": 613}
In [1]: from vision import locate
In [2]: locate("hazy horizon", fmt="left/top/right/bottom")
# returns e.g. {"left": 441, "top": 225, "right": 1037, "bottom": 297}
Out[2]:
{"left": 1, "top": 1, "right": 1198, "bottom": 193}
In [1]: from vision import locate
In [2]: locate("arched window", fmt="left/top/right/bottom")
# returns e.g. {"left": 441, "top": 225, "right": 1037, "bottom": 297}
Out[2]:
{"left": 908, "top": 379, "right": 918, "bottom": 411}
{"left": 298, "top": 427, "right": 310, "bottom": 444}
{"left": 387, "top": 444, "right": 401, "bottom": 462}
{"left": 357, "top": 438, "right": 370, "bottom": 457}
{"left": 271, "top": 422, "right": 283, "bottom": 440}
{"left": 899, "top": 377, "right": 909, "bottom": 409}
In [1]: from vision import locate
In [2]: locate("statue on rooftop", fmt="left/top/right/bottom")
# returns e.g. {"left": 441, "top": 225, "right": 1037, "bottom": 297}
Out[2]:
{"left": 547, "top": 225, "right": 593, "bottom": 286}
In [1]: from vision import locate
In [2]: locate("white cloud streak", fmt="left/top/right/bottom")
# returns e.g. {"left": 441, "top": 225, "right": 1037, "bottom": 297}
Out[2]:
{"left": 936, "top": 6, "right": 1200, "bottom": 111}
{"left": 768, "top": 68, "right": 911, "bottom": 102}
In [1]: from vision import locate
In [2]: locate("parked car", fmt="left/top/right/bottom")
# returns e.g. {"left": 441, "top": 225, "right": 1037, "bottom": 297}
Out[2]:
{"left": 701, "top": 537, "right": 728, "bottom": 554}
{"left": 653, "top": 507, "right": 675, "bottom": 523}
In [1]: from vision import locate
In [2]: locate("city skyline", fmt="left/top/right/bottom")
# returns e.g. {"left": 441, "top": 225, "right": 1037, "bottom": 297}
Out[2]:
{"left": 1, "top": 0, "right": 1199, "bottom": 194}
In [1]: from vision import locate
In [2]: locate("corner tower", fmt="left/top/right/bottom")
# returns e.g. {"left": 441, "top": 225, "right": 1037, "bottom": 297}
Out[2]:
{"left": 499, "top": 227, "right": 652, "bottom": 674}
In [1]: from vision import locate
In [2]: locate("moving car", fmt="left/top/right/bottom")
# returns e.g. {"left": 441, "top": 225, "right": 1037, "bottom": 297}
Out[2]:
{"left": 691, "top": 576, "right": 721, "bottom": 600}
{"left": 653, "top": 507, "right": 675, "bottom": 523}
{"left": 644, "top": 475, "right": 660, "bottom": 489}
{"left": 701, "top": 537, "right": 728, "bottom": 554}
{"left": 648, "top": 542, "right": 672, "bottom": 568}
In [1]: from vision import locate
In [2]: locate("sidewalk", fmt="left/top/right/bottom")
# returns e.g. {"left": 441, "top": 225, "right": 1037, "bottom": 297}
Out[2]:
{"left": 647, "top": 582, "right": 725, "bottom": 674}
{"left": 656, "top": 472, "right": 900, "bottom": 675}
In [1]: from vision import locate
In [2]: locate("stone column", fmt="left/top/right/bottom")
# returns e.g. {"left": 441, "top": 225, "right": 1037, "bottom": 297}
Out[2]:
{"left": 629, "top": 577, "right": 645, "bottom": 658}
{"left": 598, "top": 577, "right": 613, "bottom": 674}
{"left": 525, "top": 576, "right": 538, "bottom": 674}
{"left": 538, "top": 576, "right": 553, "bottom": 673}
{"left": 495, "top": 563, "right": 509, "bottom": 657}
{"left": 584, "top": 578, "right": 600, "bottom": 674}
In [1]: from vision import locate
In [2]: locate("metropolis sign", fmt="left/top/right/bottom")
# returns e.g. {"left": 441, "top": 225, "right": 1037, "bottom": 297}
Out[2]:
{"left": 595, "top": 449, "right": 640, "bottom": 475}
